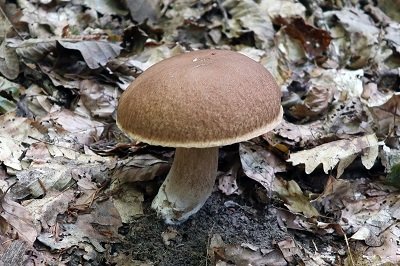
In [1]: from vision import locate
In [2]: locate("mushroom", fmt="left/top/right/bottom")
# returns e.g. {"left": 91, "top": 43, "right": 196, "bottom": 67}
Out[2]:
{"left": 116, "top": 49, "right": 283, "bottom": 224}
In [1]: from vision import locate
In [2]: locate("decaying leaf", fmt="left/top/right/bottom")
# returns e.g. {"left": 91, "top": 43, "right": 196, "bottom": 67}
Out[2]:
{"left": 37, "top": 199, "right": 122, "bottom": 251}
{"left": 274, "top": 178, "right": 319, "bottom": 218}
{"left": 223, "top": 0, "right": 275, "bottom": 49}
{"left": 23, "top": 190, "right": 75, "bottom": 230}
{"left": 0, "top": 112, "right": 43, "bottom": 171}
{"left": 276, "top": 17, "right": 332, "bottom": 59}
{"left": 113, "top": 154, "right": 169, "bottom": 184}
{"left": 0, "top": 39, "right": 19, "bottom": 79}
{"left": 78, "top": 80, "right": 119, "bottom": 118}
{"left": 111, "top": 184, "right": 144, "bottom": 223}
{"left": 125, "top": 0, "right": 161, "bottom": 23}
{"left": 324, "top": 7, "right": 389, "bottom": 68}
{"left": 1, "top": 190, "right": 38, "bottom": 245}
{"left": 58, "top": 40, "right": 122, "bottom": 69}
{"left": 84, "top": 0, "right": 128, "bottom": 16}
{"left": 288, "top": 134, "right": 379, "bottom": 175}
{"left": 239, "top": 142, "right": 286, "bottom": 193}
{"left": 208, "top": 233, "right": 287, "bottom": 266}
{"left": 273, "top": 120, "right": 328, "bottom": 147}
{"left": 218, "top": 157, "right": 241, "bottom": 195}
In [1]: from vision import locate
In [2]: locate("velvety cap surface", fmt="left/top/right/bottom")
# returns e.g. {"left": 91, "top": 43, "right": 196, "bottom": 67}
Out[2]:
{"left": 117, "top": 49, "right": 283, "bottom": 148}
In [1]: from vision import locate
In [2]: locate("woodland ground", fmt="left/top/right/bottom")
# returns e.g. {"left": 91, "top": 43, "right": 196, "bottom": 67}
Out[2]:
{"left": 0, "top": 0, "right": 400, "bottom": 265}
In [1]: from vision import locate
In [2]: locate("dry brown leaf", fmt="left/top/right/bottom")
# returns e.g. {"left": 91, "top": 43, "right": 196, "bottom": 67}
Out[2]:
{"left": 223, "top": 0, "right": 275, "bottom": 49}
{"left": 0, "top": 112, "right": 43, "bottom": 171}
{"left": 323, "top": 8, "right": 388, "bottom": 68}
{"left": 0, "top": 40, "right": 19, "bottom": 79}
{"left": 58, "top": 40, "right": 122, "bottom": 69}
{"left": 288, "top": 134, "right": 379, "bottom": 175}
{"left": 113, "top": 155, "right": 169, "bottom": 184}
{"left": 289, "top": 86, "right": 334, "bottom": 119}
{"left": 41, "top": 109, "right": 104, "bottom": 146}
{"left": 276, "top": 17, "right": 331, "bottom": 59}
{"left": 78, "top": 79, "right": 119, "bottom": 119}
{"left": 23, "top": 190, "right": 75, "bottom": 230}
{"left": 1, "top": 192, "right": 38, "bottom": 245}
{"left": 272, "top": 120, "right": 328, "bottom": 147}
{"left": 239, "top": 142, "right": 286, "bottom": 194}
{"left": 274, "top": 177, "right": 319, "bottom": 218}
{"left": 369, "top": 94, "right": 400, "bottom": 136}
{"left": 37, "top": 199, "right": 122, "bottom": 251}
{"left": 111, "top": 185, "right": 144, "bottom": 223}
{"left": 84, "top": 0, "right": 128, "bottom": 16}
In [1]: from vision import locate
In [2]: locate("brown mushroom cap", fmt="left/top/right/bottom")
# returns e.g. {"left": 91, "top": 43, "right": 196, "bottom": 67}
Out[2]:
{"left": 117, "top": 49, "right": 282, "bottom": 148}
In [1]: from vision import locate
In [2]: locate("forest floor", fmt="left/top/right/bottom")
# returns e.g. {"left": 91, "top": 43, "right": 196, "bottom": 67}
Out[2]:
{"left": 0, "top": 0, "right": 400, "bottom": 265}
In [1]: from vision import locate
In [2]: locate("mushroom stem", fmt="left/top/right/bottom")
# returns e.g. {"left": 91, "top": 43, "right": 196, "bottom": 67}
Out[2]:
{"left": 151, "top": 147, "right": 219, "bottom": 224}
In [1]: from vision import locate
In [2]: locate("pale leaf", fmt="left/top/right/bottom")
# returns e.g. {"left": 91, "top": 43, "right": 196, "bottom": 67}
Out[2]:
{"left": 288, "top": 134, "right": 379, "bottom": 174}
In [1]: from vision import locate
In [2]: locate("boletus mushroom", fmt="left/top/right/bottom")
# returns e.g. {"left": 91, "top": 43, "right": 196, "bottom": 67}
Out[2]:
{"left": 117, "top": 49, "right": 283, "bottom": 224}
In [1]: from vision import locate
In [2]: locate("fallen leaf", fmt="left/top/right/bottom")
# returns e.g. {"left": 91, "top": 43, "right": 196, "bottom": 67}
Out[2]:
{"left": 276, "top": 17, "right": 332, "bottom": 59}
{"left": 125, "top": 0, "right": 161, "bottom": 23}
{"left": 1, "top": 192, "right": 38, "bottom": 245}
{"left": 84, "top": 0, "right": 128, "bottom": 16}
{"left": 288, "top": 134, "right": 379, "bottom": 175}
{"left": 111, "top": 184, "right": 144, "bottom": 223}
{"left": 58, "top": 40, "right": 122, "bottom": 69}
{"left": 0, "top": 39, "right": 19, "bottom": 79}
{"left": 274, "top": 177, "right": 319, "bottom": 218}
{"left": 37, "top": 199, "right": 122, "bottom": 251}
{"left": 239, "top": 142, "right": 286, "bottom": 194}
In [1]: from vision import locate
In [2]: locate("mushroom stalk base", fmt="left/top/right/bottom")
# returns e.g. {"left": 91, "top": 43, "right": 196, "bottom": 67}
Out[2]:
{"left": 151, "top": 147, "right": 218, "bottom": 224}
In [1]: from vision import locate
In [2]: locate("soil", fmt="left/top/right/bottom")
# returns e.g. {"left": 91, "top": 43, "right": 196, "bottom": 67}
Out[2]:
{"left": 123, "top": 189, "right": 288, "bottom": 266}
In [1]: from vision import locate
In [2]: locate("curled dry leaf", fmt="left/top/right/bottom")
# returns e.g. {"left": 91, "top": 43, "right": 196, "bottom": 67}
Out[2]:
{"left": 289, "top": 86, "right": 334, "bottom": 120}
{"left": 41, "top": 109, "right": 104, "bottom": 146}
{"left": 288, "top": 134, "right": 379, "bottom": 175}
{"left": 125, "top": 0, "right": 161, "bottom": 23}
{"left": 272, "top": 119, "right": 328, "bottom": 147}
{"left": 0, "top": 40, "right": 19, "bottom": 79}
{"left": 274, "top": 177, "right": 319, "bottom": 218}
{"left": 78, "top": 80, "right": 119, "bottom": 119}
{"left": 58, "top": 40, "right": 122, "bottom": 69}
{"left": 239, "top": 142, "right": 286, "bottom": 194}
{"left": 275, "top": 17, "right": 332, "bottom": 59}
{"left": 112, "top": 154, "right": 170, "bottom": 184}
{"left": 222, "top": 0, "right": 275, "bottom": 49}
{"left": 83, "top": 0, "right": 128, "bottom": 16}
{"left": 323, "top": 8, "right": 387, "bottom": 68}
{"left": 369, "top": 94, "right": 400, "bottom": 136}
{"left": 13, "top": 38, "right": 57, "bottom": 62}
{"left": 24, "top": 190, "right": 75, "bottom": 230}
